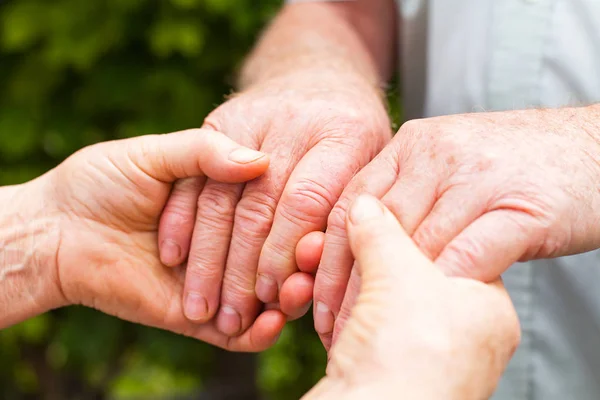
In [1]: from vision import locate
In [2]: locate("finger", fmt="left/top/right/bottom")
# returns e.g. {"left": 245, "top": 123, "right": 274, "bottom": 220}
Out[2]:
{"left": 190, "top": 309, "right": 287, "bottom": 352}
{"left": 158, "top": 177, "right": 205, "bottom": 267}
{"left": 279, "top": 272, "right": 314, "bottom": 320}
{"left": 217, "top": 141, "right": 307, "bottom": 336}
{"left": 124, "top": 128, "right": 269, "bottom": 183}
{"left": 412, "top": 186, "right": 487, "bottom": 261}
{"left": 182, "top": 181, "right": 244, "bottom": 322}
{"left": 256, "top": 144, "right": 365, "bottom": 304}
{"left": 327, "top": 265, "right": 360, "bottom": 353}
{"left": 435, "top": 209, "right": 539, "bottom": 282}
{"left": 313, "top": 149, "right": 399, "bottom": 343}
{"left": 296, "top": 231, "right": 325, "bottom": 274}
{"left": 346, "top": 194, "right": 441, "bottom": 285}
{"left": 276, "top": 231, "right": 323, "bottom": 319}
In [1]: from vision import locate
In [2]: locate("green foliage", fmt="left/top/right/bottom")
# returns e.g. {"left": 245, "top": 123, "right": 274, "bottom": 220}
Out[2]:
{"left": 0, "top": 0, "right": 327, "bottom": 398}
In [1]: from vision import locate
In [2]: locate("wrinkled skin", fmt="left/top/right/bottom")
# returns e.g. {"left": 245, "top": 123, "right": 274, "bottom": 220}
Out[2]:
{"left": 303, "top": 195, "right": 520, "bottom": 400}
{"left": 28, "top": 129, "right": 295, "bottom": 351}
{"left": 308, "top": 106, "right": 600, "bottom": 349}
{"left": 158, "top": 77, "right": 391, "bottom": 336}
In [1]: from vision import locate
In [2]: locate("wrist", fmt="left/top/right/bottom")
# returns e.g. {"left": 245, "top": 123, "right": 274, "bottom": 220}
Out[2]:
{"left": 0, "top": 174, "right": 66, "bottom": 328}
{"left": 242, "top": 68, "right": 386, "bottom": 104}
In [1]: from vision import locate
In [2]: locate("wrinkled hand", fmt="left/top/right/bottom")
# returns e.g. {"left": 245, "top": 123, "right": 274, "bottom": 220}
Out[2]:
{"left": 158, "top": 76, "right": 391, "bottom": 335}
{"left": 37, "top": 129, "right": 287, "bottom": 351}
{"left": 303, "top": 195, "right": 519, "bottom": 400}
{"left": 309, "top": 106, "right": 600, "bottom": 348}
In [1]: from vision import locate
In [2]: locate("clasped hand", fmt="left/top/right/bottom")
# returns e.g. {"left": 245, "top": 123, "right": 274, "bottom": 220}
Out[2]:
{"left": 2, "top": 120, "right": 527, "bottom": 398}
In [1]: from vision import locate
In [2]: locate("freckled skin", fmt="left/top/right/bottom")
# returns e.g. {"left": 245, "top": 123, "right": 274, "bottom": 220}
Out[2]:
{"left": 310, "top": 105, "right": 600, "bottom": 352}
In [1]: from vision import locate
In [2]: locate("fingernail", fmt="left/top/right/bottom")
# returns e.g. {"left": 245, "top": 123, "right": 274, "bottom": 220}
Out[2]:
{"left": 314, "top": 302, "right": 334, "bottom": 335}
{"left": 160, "top": 240, "right": 181, "bottom": 266}
{"left": 349, "top": 195, "right": 384, "bottom": 225}
{"left": 255, "top": 274, "right": 278, "bottom": 303}
{"left": 217, "top": 306, "right": 242, "bottom": 336}
{"left": 184, "top": 292, "right": 208, "bottom": 321}
{"left": 228, "top": 148, "right": 266, "bottom": 164}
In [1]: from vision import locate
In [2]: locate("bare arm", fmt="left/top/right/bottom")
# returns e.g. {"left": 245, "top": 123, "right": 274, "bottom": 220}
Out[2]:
{"left": 239, "top": 0, "right": 398, "bottom": 91}
{"left": 0, "top": 181, "right": 64, "bottom": 328}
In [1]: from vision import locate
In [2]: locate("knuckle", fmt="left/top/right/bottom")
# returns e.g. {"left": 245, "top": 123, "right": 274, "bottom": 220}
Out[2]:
{"left": 162, "top": 203, "right": 195, "bottom": 228}
{"left": 222, "top": 270, "right": 257, "bottom": 301}
{"left": 443, "top": 236, "right": 484, "bottom": 277}
{"left": 187, "top": 253, "right": 224, "bottom": 278}
{"left": 234, "top": 191, "right": 278, "bottom": 237}
{"left": 280, "top": 178, "right": 337, "bottom": 225}
{"left": 328, "top": 200, "right": 351, "bottom": 233}
{"left": 316, "top": 264, "right": 352, "bottom": 293}
{"left": 260, "top": 240, "right": 293, "bottom": 270}
{"left": 164, "top": 184, "right": 202, "bottom": 221}
{"left": 397, "top": 119, "right": 422, "bottom": 138}
{"left": 231, "top": 221, "right": 267, "bottom": 253}
{"left": 196, "top": 186, "right": 238, "bottom": 228}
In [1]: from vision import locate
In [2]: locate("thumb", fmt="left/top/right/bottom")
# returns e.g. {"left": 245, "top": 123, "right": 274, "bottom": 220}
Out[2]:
{"left": 346, "top": 195, "right": 442, "bottom": 288}
{"left": 120, "top": 128, "right": 269, "bottom": 183}
{"left": 435, "top": 210, "right": 535, "bottom": 282}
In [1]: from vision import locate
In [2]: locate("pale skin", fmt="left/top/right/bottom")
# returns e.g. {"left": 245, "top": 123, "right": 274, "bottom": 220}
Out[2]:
{"left": 157, "top": 0, "right": 396, "bottom": 336}
{"left": 156, "top": 0, "right": 600, "bottom": 352}
{"left": 313, "top": 105, "right": 600, "bottom": 350}
{"left": 0, "top": 150, "right": 520, "bottom": 397}
{"left": 0, "top": 128, "right": 308, "bottom": 351}
{"left": 303, "top": 195, "right": 520, "bottom": 400}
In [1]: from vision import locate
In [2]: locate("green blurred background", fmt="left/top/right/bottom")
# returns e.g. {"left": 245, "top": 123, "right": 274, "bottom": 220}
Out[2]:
{"left": 0, "top": 1, "right": 327, "bottom": 399}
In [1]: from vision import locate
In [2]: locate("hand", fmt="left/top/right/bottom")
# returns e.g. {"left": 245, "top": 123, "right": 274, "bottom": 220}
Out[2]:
{"left": 303, "top": 195, "right": 519, "bottom": 400}
{"left": 309, "top": 105, "right": 600, "bottom": 349}
{"left": 21, "top": 129, "right": 289, "bottom": 351}
{"left": 158, "top": 75, "right": 391, "bottom": 335}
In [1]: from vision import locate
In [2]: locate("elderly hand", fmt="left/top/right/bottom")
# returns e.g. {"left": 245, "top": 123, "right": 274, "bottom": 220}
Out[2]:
{"left": 303, "top": 195, "right": 519, "bottom": 400}
{"left": 3, "top": 129, "right": 297, "bottom": 351}
{"left": 308, "top": 105, "right": 600, "bottom": 348}
{"left": 157, "top": 75, "right": 391, "bottom": 335}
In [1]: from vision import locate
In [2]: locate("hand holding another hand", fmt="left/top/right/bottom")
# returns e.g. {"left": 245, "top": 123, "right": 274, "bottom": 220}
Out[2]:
{"left": 304, "top": 196, "right": 520, "bottom": 400}
{"left": 158, "top": 75, "right": 391, "bottom": 334}
{"left": 312, "top": 105, "right": 600, "bottom": 348}
{"left": 5, "top": 129, "right": 298, "bottom": 351}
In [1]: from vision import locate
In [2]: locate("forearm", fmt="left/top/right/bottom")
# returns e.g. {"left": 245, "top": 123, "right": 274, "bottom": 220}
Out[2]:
{"left": 0, "top": 178, "right": 64, "bottom": 329}
{"left": 239, "top": 0, "right": 398, "bottom": 92}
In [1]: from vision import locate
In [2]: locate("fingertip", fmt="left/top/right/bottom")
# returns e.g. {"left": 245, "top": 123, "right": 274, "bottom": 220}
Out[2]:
{"left": 347, "top": 194, "right": 387, "bottom": 228}
{"left": 180, "top": 128, "right": 270, "bottom": 183}
{"left": 227, "top": 148, "right": 271, "bottom": 180}
{"left": 280, "top": 272, "right": 314, "bottom": 319}
{"left": 251, "top": 310, "right": 287, "bottom": 350}
{"left": 296, "top": 231, "right": 325, "bottom": 274}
